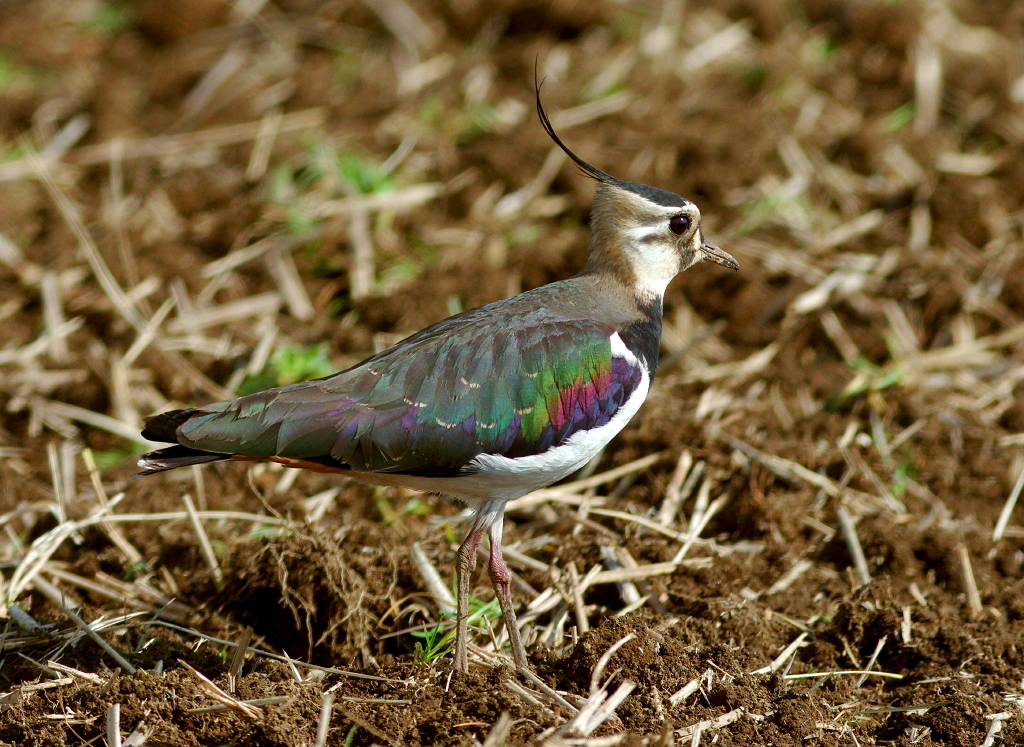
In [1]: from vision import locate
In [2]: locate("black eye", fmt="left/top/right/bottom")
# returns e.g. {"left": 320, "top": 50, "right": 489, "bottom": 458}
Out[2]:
{"left": 669, "top": 214, "right": 691, "bottom": 235}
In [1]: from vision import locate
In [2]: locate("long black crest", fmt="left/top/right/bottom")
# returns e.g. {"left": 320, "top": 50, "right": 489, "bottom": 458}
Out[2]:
{"left": 534, "top": 70, "right": 615, "bottom": 184}
{"left": 533, "top": 68, "right": 690, "bottom": 209}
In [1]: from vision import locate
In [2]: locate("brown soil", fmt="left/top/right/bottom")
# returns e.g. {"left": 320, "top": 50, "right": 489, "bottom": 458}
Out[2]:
{"left": 2, "top": 0, "right": 1024, "bottom": 745}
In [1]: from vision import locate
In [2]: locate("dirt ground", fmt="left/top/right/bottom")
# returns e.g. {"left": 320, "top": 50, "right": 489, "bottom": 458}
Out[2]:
{"left": 2, "top": 0, "right": 1024, "bottom": 745}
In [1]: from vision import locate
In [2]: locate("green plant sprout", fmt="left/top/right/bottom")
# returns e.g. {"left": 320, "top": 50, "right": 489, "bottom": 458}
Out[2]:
{"left": 827, "top": 353, "right": 904, "bottom": 410}
{"left": 337, "top": 152, "right": 393, "bottom": 194}
{"left": 91, "top": 444, "right": 146, "bottom": 468}
{"left": 268, "top": 163, "right": 320, "bottom": 235}
{"left": 884, "top": 102, "right": 915, "bottom": 132}
{"left": 273, "top": 139, "right": 434, "bottom": 295}
{"left": 0, "top": 52, "right": 39, "bottom": 94}
{"left": 412, "top": 596, "right": 501, "bottom": 664}
{"left": 376, "top": 259, "right": 422, "bottom": 296}
{"left": 889, "top": 462, "right": 917, "bottom": 497}
{"left": 737, "top": 187, "right": 811, "bottom": 234}
{"left": 248, "top": 525, "right": 284, "bottom": 540}
{"left": 237, "top": 344, "right": 334, "bottom": 395}
{"left": 459, "top": 103, "right": 499, "bottom": 144}
{"left": 342, "top": 725, "right": 359, "bottom": 747}
{"left": 374, "top": 488, "right": 432, "bottom": 528}
{"left": 84, "top": 2, "right": 136, "bottom": 34}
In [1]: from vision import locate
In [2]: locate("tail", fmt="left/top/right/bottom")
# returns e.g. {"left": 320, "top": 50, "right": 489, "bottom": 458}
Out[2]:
{"left": 135, "top": 408, "right": 231, "bottom": 475}
{"left": 135, "top": 444, "right": 230, "bottom": 475}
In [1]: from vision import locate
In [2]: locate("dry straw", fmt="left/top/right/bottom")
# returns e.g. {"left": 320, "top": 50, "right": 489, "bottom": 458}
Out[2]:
{"left": 1, "top": 0, "right": 1023, "bottom": 742}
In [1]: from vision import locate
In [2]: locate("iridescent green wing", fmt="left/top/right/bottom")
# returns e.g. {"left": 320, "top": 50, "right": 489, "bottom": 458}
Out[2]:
{"left": 175, "top": 308, "right": 645, "bottom": 476}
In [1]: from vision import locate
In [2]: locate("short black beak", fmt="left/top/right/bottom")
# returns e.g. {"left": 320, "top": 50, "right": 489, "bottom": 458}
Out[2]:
{"left": 701, "top": 240, "right": 739, "bottom": 270}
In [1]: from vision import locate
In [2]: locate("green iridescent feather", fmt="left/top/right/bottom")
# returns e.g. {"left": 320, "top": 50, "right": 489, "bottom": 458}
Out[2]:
{"left": 146, "top": 281, "right": 645, "bottom": 477}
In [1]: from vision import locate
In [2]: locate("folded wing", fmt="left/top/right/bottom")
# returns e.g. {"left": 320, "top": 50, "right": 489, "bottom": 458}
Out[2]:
{"left": 142, "top": 308, "right": 644, "bottom": 477}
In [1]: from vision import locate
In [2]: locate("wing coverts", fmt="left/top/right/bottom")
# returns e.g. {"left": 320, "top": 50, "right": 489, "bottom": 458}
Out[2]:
{"left": 146, "top": 297, "right": 646, "bottom": 478}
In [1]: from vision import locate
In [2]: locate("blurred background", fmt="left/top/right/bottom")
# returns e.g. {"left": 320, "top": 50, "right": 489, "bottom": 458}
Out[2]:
{"left": 1, "top": 0, "right": 1024, "bottom": 744}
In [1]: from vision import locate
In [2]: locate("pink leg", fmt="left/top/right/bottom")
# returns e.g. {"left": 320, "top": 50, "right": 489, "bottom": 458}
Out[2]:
{"left": 454, "top": 526, "right": 485, "bottom": 673}
{"left": 488, "top": 524, "right": 529, "bottom": 670}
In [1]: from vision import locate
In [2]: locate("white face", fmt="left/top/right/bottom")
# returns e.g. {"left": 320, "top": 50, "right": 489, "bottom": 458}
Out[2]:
{"left": 616, "top": 191, "right": 706, "bottom": 298}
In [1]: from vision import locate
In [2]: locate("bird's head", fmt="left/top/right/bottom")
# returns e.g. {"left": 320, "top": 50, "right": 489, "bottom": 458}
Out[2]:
{"left": 536, "top": 88, "right": 738, "bottom": 301}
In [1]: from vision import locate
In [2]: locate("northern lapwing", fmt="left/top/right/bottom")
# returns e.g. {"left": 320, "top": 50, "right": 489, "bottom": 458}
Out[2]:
{"left": 137, "top": 88, "right": 738, "bottom": 673}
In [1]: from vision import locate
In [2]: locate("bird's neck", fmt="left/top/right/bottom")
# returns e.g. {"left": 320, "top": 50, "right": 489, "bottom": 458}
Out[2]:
{"left": 570, "top": 271, "right": 665, "bottom": 377}
{"left": 619, "top": 293, "right": 663, "bottom": 377}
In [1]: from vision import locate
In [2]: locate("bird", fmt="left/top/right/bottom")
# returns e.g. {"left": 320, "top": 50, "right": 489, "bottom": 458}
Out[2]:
{"left": 136, "top": 86, "right": 738, "bottom": 674}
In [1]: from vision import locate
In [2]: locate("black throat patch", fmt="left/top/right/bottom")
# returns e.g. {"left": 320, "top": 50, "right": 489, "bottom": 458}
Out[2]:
{"left": 617, "top": 296, "right": 664, "bottom": 377}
